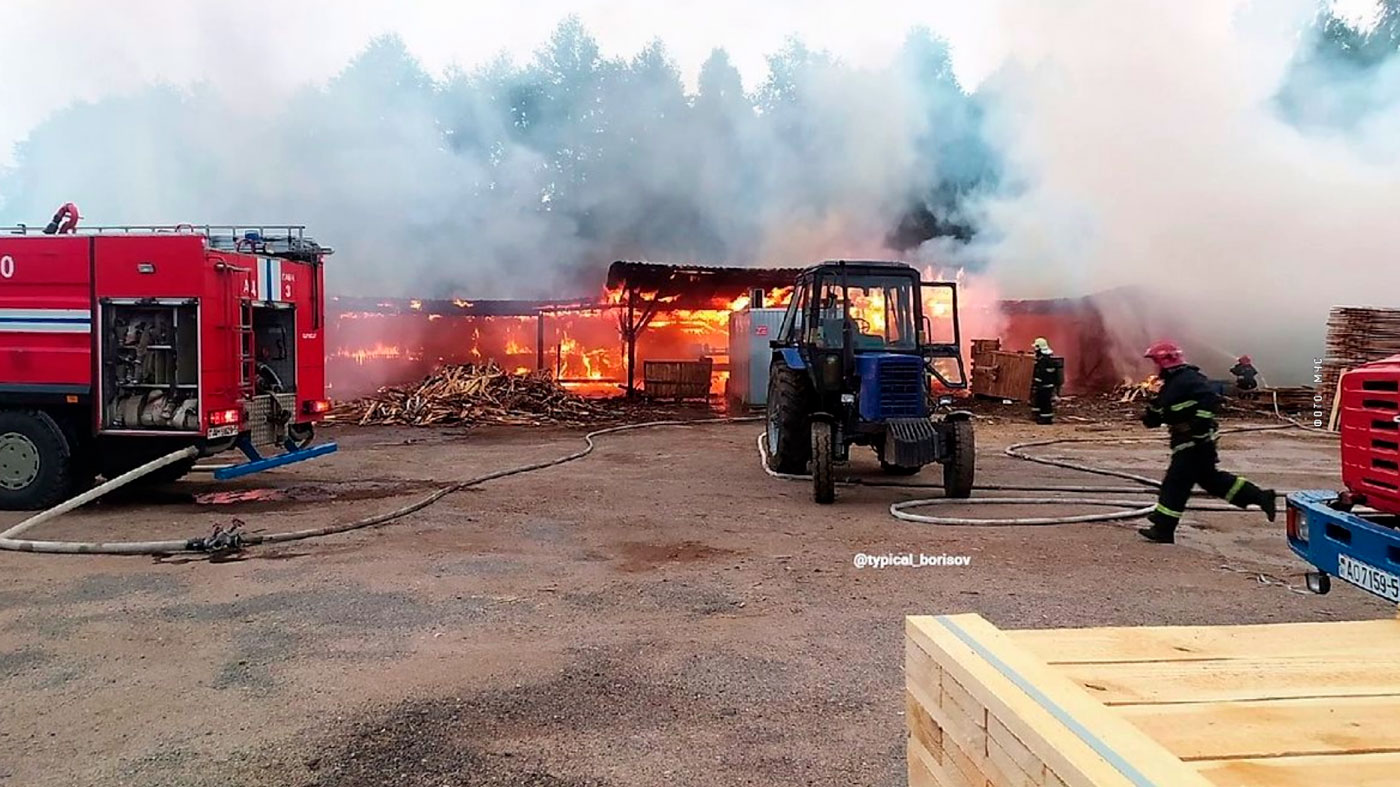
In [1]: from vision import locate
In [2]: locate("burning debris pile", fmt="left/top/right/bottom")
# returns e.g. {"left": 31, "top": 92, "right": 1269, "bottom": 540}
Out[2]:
{"left": 1114, "top": 376, "right": 1160, "bottom": 403}
{"left": 328, "top": 363, "right": 616, "bottom": 427}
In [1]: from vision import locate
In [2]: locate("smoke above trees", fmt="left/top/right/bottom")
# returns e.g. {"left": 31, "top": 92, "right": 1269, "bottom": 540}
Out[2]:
{"left": 2, "top": 4, "right": 1399, "bottom": 383}
{"left": 0, "top": 19, "right": 996, "bottom": 299}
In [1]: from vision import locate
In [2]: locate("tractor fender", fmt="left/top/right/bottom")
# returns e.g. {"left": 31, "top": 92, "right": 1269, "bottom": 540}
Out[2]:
{"left": 777, "top": 347, "right": 807, "bottom": 371}
{"left": 808, "top": 410, "right": 838, "bottom": 424}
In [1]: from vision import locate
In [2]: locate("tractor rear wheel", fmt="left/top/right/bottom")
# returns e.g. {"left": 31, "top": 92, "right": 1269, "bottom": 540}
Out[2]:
{"left": 810, "top": 421, "right": 836, "bottom": 504}
{"left": 0, "top": 410, "right": 74, "bottom": 511}
{"left": 942, "top": 418, "right": 975, "bottom": 499}
{"left": 765, "top": 362, "right": 812, "bottom": 474}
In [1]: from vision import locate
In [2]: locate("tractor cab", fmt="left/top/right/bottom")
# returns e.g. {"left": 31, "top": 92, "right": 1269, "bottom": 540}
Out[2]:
{"left": 765, "top": 260, "right": 974, "bottom": 504}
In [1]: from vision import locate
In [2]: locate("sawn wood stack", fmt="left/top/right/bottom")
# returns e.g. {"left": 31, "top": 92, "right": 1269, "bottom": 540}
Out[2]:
{"left": 329, "top": 363, "right": 615, "bottom": 427}
{"left": 1321, "top": 306, "right": 1400, "bottom": 400}
{"left": 908, "top": 613, "right": 1400, "bottom": 787}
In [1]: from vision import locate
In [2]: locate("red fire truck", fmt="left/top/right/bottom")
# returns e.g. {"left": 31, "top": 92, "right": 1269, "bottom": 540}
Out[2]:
{"left": 0, "top": 207, "right": 337, "bottom": 510}
{"left": 1288, "top": 354, "right": 1400, "bottom": 603}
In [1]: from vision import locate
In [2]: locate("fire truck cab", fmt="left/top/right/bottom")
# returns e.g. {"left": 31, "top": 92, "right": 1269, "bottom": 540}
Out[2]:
{"left": 0, "top": 219, "right": 336, "bottom": 510}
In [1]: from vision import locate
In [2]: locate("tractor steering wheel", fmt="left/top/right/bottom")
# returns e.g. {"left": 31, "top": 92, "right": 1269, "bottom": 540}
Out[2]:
{"left": 853, "top": 317, "right": 871, "bottom": 334}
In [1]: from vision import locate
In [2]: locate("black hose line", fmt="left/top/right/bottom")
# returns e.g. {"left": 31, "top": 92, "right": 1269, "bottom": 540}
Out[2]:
{"left": 1, "top": 417, "right": 762, "bottom": 556}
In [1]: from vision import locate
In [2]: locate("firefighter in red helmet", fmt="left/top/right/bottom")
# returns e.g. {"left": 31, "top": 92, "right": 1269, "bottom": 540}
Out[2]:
{"left": 1138, "top": 341, "right": 1276, "bottom": 544}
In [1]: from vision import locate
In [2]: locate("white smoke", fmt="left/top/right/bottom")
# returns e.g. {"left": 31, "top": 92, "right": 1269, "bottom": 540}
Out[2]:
{"left": 969, "top": 0, "right": 1400, "bottom": 382}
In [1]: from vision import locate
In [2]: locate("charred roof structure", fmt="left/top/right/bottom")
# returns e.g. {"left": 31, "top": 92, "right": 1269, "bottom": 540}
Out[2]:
{"left": 606, "top": 261, "right": 803, "bottom": 309}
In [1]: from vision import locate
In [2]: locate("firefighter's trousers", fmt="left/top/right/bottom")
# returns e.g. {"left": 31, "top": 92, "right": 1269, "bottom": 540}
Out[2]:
{"left": 1146, "top": 440, "right": 1267, "bottom": 534}
{"left": 1031, "top": 385, "right": 1055, "bottom": 425}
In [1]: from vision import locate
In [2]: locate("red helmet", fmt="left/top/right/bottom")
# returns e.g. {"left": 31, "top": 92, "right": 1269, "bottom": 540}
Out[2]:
{"left": 1238, "top": 355, "right": 1252, "bottom": 365}
{"left": 1144, "top": 340, "right": 1184, "bottom": 371}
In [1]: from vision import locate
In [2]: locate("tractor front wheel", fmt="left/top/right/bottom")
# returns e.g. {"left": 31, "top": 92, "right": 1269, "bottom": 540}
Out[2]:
{"left": 942, "top": 418, "right": 975, "bottom": 499}
{"left": 765, "top": 362, "right": 812, "bottom": 474}
{"left": 811, "top": 421, "right": 836, "bottom": 504}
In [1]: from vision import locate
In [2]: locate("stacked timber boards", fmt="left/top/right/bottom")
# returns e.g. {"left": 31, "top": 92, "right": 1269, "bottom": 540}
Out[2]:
{"left": 907, "top": 613, "right": 1400, "bottom": 787}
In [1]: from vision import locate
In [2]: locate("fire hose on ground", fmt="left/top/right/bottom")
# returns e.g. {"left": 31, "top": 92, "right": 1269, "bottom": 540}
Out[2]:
{"left": 757, "top": 421, "right": 1338, "bottom": 526}
{"left": 0, "top": 410, "right": 1337, "bottom": 555}
{"left": 0, "top": 418, "right": 764, "bottom": 556}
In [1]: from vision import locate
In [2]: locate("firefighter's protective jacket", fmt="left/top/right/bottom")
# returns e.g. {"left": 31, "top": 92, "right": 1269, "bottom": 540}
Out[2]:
{"left": 1143, "top": 364, "right": 1218, "bottom": 451}
{"left": 1032, "top": 351, "right": 1060, "bottom": 391}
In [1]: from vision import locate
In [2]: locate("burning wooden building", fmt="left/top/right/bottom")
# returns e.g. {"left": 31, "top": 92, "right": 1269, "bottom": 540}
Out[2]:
{"left": 327, "top": 261, "right": 799, "bottom": 399}
{"left": 327, "top": 263, "right": 1168, "bottom": 403}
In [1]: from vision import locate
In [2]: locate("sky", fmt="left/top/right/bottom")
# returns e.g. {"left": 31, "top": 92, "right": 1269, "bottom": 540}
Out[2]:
{"left": 0, "top": 0, "right": 1017, "bottom": 167}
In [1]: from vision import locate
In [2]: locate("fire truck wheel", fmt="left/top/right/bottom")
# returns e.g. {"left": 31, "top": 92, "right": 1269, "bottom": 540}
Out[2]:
{"left": 288, "top": 423, "right": 315, "bottom": 450}
{"left": 0, "top": 410, "right": 74, "bottom": 511}
{"left": 766, "top": 362, "right": 812, "bottom": 474}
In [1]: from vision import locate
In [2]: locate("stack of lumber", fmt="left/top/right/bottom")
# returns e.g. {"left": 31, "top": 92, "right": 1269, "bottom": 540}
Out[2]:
{"left": 1256, "top": 386, "right": 1316, "bottom": 414}
{"left": 328, "top": 362, "right": 614, "bottom": 427}
{"left": 1321, "top": 306, "right": 1400, "bottom": 398}
{"left": 908, "top": 613, "right": 1400, "bottom": 787}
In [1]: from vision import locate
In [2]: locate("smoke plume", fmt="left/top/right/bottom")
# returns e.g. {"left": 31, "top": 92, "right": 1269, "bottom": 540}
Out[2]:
{"left": 969, "top": 0, "right": 1400, "bottom": 382}
{"left": 0, "top": 21, "right": 994, "bottom": 301}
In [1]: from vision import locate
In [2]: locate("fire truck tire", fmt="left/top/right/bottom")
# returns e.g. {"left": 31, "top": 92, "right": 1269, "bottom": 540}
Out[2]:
{"left": 943, "top": 419, "right": 976, "bottom": 499}
{"left": 811, "top": 420, "right": 836, "bottom": 504}
{"left": 765, "top": 362, "right": 812, "bottom": 474}
{"left": 288, "top": 423, "right": 315, "bottom": 450}
{"left": 0, "top": 410, "right": 74, "bottom": 511}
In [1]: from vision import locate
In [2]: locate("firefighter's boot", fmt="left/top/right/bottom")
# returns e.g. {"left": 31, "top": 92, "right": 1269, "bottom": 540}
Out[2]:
{"left": 1259, "top": 489, "right": 1277, "bottom": 522}
{"left": 1225, "top": 477, "right": 1274, "bottom": 521}
{"left": 1137, "top": 524, "right": 1174, "bottom": 544}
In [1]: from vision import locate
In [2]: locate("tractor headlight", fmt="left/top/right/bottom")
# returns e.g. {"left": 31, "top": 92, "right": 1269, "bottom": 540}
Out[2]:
{"left": 822, "top": 355, "right": 841, "bottom": 388}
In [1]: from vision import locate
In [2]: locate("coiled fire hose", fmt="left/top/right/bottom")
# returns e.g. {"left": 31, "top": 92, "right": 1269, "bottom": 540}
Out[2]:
{"left": 0, "top": 418, "right": 763, "bottom": 556}
{"left": 758, "top": 421, "right": 1337, "bottom": 526}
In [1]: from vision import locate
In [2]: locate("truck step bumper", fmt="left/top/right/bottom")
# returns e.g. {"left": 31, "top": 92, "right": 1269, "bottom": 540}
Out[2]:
{"left": 213, "top": 441, "right": 339, "bottom": 480}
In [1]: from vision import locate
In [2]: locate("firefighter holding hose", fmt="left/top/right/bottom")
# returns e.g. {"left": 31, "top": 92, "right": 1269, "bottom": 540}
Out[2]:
{"left": 1137, "top": 341, "right": 1277, "bottom": 543}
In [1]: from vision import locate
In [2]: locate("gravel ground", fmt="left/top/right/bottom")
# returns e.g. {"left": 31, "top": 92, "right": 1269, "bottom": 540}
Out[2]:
{"left": 0, "top": 410, "right": 1388, "bottom": 787}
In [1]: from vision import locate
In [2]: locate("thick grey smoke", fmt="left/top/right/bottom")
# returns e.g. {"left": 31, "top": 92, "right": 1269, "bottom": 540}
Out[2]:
{"left": 968, "top": 0, "right": 1400, "bottom": 383}
{"left": 0, "top": 21, "right": 994, "bottom": 300}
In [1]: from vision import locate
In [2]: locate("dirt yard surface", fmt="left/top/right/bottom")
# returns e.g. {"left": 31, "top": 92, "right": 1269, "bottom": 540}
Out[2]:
{"left": 0, "top": 406, "right": 1388, "bottom": 787}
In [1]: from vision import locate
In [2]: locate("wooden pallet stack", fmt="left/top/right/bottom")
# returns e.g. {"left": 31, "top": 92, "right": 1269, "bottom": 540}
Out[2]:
{"left": 908, "top": 613, "right": 1400, "bottom": 787}
{"left": 970, "top": 338, "right": 1037, "bottom": 402}
{"left": 1321, "top": 307, "right": 1400, "bottom": 400}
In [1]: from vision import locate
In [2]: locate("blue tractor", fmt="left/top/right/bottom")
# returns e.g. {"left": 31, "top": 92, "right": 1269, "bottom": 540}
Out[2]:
{"left": 765, "top": 260, "right": 974, "bottom": 503}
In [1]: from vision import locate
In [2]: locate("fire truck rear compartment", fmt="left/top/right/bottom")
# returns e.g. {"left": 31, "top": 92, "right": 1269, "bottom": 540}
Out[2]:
{"left": 250, "top": 305, "right": 301, "bottom": 448}
{"left": 100, "top": 300, "right": 200, "bottom": 432}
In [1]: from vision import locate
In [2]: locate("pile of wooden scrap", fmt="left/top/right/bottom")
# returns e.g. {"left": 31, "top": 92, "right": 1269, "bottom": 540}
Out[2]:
{"left": 328, "top": 363, "right": 615, "bottom": 427}
{"left": 1113, "top": 375, "right": 1158, "bottom": 403}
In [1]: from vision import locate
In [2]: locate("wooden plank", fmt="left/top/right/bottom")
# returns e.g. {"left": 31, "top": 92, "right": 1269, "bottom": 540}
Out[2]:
{"left": 1194, "top": 751, "right": 1400, "bottom": 787}
{"left": 1062, "top": 656, "right": 1400, "bottom": 705}
{"left": 908, "top": 615, "right": 1212, "bottom": 787}
{"left": 1327, "top": 371, "right": 1347, "bottom": 432}
{"left": 1010, "top": 620, "right": 1400, "bottom": 665}
{"left": 908, "top": 692, "right": 944, "bottom": 763}
{"left": 911, "top": 736, "right": 953, "bottom": 787}
{"left": 988, "top": 714, "right": 1048, "bottom": 785}
{"left": 1117, "top": 695, "right": 1400, "bottom": 760}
